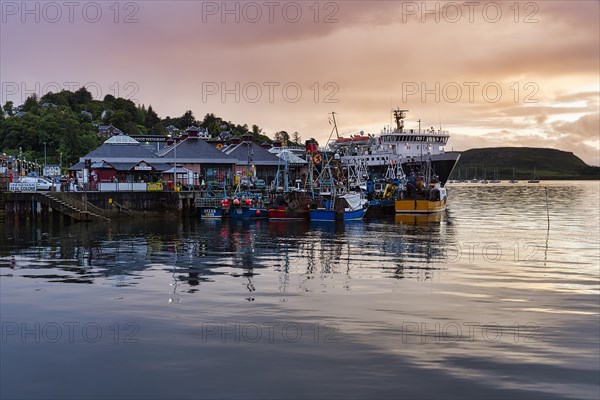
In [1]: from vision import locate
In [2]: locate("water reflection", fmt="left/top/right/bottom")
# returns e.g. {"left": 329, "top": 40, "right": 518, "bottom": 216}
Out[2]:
{"left": 1, "top": 181, "right": 598, "bottom": 400}
{"left": 1, "top": 212, "right": 454, "bottom": 290}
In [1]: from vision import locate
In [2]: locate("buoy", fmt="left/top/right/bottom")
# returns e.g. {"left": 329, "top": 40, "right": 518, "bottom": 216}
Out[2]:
{"left": 245, "top": 199, "right": 252, "bottom": 206}
{"left": 233, "top": 198, "right": 240, "bottom": 205}
{"left": 255, "top": 210, "right": 260, "bottom": 215}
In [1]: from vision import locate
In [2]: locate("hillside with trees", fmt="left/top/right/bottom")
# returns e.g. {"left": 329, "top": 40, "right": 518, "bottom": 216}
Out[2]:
{"left": 0, "top": 88, "right": 300, "bottom": 168}
{"left": 451, "top": 147, "right": 599, "bottom": 180}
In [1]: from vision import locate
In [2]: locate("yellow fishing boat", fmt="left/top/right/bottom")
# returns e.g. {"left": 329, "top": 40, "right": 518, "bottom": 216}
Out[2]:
{"left": 395, "top": 183, "right": 447, "bottom": 214}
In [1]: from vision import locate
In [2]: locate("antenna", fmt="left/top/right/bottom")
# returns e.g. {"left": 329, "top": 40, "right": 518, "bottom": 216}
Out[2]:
{"left": 329, "top": 112, "right": 340, "bottom": 140}
{"left": 390, "top": 98, "right": 392, "bottom": 129}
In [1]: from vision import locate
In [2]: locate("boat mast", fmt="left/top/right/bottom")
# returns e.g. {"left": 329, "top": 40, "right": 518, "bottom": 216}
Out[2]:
{"left": 393, "top": 109, "right": 408, "bottom": 132}
{"left": 330, "top": 112, "right": 340, "bottom": 139}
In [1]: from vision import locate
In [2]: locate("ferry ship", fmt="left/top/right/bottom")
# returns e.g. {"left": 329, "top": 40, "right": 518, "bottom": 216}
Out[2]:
{"left": 328, "top": 109, "right": 460, "bottom": 186}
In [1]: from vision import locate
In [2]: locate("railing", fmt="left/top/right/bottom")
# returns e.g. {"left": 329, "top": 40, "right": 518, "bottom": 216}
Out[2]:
{"left": 195, "top": 197, "right": 223, "bottom": 208}
{"left": 97, "top": 182, "right": 149, "bottom": 191}
{"left": 61, "top": 193, "right": 107, "bottom": 216}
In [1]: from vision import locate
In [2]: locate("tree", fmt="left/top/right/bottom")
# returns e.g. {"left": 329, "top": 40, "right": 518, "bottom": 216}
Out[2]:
{"left": 103, "top": 94, "right": 116, "bottom": 104}
{"left": 145, "top": 105, "right": 160, "bottom": 129}
{"left": 179, "top": 110, "right": 196, "bottom": 129}
{"left": 2, "top": 101, "right": 12, "bottom": 116}
{"left": 22, "top": 94, "right": 40, "bottom": 113}
{"left": 277, "top": 131, "right": 290, "bottom": 146}
{"left": 292, "top": 131, "right": 301, "bottom": 145}
{"left": 73, "top": 87, "right": 93, "bottom": 105}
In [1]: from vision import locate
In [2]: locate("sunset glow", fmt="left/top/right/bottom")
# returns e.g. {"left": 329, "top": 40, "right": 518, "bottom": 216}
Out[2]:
{"left": 1, "top": 0, "right": 598, "bottom": 164}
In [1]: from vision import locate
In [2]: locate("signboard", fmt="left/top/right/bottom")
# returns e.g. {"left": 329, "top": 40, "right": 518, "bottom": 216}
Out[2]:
{"left": 131, "top": 136, "right": 169, "bottom": 142}
{"left": 43, "top": 165, "right": 61, "bottom": 177}
{"left": 9, "top": 182, "right": 37, "bottom": 192}
{"left": 134, "top": 165, "right": 152, "bottom": 171}
{"left": 147, "top": 182, "right": 163, "bottom": 191}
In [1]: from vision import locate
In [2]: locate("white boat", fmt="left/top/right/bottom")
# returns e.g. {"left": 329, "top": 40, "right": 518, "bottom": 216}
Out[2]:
{"left": 528, "top": 166, "right": 540, "bottom": 183}
{"left": 329, "top": 109, "right": 459, "bottom": 187}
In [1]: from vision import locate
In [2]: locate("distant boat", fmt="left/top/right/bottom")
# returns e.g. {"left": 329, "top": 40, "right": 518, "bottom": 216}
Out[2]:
{"left": 480, "top": 168, "right": 488, "bottom": 184}
{"left": 509, "top": 167, "right": 519, "bottom": 184}
{"left": 491, "top": 168, "right": 501, "bottom": 183}
{"left": 528, "top": 166, "right": 540, "bottom": 183}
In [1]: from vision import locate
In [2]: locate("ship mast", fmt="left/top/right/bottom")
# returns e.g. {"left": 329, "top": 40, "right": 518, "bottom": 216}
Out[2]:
{"left": 393, "top": 109, "right": 409, "bottom": 132}
{"left": 330, "top": 111, "right": 340, "bottom": 139}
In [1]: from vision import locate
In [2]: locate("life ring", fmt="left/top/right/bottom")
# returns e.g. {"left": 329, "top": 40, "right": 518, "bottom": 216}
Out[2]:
{"left": 313, "top": 153, "right": 322, "bottom": 165}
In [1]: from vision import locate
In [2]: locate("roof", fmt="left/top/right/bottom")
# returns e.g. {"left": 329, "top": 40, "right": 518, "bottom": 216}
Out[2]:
{"left": 224, "top": 142, "right": 280, "bottom": 166}
{"left": 74, "top": 160, "right": 174, "bottom": 172}
{"left": 82, "top": 137, "right": 158, "bottom": 161}
{"left": 277, "top": 149, "right": 308, "bottom": 165}
{"left": 158, "top": 137, "right": 234, "bottom": 164}
{"left": 105, "top": 135, "right": 139, "bottom": 144}
{"left": 163, "top": 166, "right": 194, "bottom": 174}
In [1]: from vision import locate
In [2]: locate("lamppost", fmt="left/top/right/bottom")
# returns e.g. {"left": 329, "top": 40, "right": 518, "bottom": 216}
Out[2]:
{"left": 168, "top": 134, "right": 178, "bottom": 187}
{"left": 59, "top": 152, "right": 63, "bottom": 175}
{"left": 43, "top": 141, "right": 47, "bottom": 175}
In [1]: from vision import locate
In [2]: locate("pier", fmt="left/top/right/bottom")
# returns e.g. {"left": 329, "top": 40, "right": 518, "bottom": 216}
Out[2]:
{"left": 2, "top": 191, "right": 201, "bottom": 222}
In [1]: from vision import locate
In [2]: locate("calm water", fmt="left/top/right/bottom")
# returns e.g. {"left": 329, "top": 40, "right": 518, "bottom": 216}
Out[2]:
{"left": 1, "top": 181, "right": 599, "bottom": 399}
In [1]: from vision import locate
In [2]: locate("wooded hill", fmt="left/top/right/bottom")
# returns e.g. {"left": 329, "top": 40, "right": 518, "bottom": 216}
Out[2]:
{"left": 450, "top": 147, "right": 599, "bottom": 180}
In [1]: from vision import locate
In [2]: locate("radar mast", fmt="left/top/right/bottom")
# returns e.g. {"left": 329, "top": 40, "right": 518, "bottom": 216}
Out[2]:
{"left": 393, "top": 109, "right": 409, "bottom": 132}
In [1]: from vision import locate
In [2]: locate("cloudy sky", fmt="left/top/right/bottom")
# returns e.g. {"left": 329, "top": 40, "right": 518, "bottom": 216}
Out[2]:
{"left": 1, "top": 0, "right": 598, "bottom": 164}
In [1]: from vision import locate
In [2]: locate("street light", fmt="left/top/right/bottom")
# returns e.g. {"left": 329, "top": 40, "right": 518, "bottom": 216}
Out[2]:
{"left": 43, "top": 141, "right": 47, "bottom": 175}
{"left": 59, "top": 152, "right": 63, "bottom": 175}
{"left": 168, "top": 134, "right": 178, "bottom": 187}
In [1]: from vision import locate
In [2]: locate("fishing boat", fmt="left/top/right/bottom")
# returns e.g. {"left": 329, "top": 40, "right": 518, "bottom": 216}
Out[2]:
{"left": 395, "top": 182, "right": 447, "bottom": 213}
{"left": 267, "top": 147, "right": 310, "bottom": 221}
{"left": 364, "top": 179, "right": 400, "bottom": 217}
{"left": 395, "top": 163, "right": 447, "bottom": 214}
{"left": 268, "top": 191, "right": 310, "bottom": 220}
{"left": 195, "top": 185, "right": 228, "bottom": 219}
{"left": 228, "top": 195, "right": 268, "bottom": 220}
{"left": 310, "top": 192, "right": 368, "bottom": 222}
{"left": 308, "top": 145, "right": 369, "bottom": 222}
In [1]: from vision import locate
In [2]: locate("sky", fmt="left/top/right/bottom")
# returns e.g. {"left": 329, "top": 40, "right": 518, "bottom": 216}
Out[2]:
{"left": 1, "top": 0, "right": 599, "bottom": 165}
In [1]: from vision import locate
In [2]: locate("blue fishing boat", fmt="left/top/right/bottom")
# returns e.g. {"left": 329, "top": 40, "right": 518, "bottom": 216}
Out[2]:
{"left": 310, "top": 193, "right": 368, "bottom": 222}
{"left": 228, "top": 195, "right": 268, "bottom": 220}
{"left": 195, "top": 185, "right": 228, "bottom": 219}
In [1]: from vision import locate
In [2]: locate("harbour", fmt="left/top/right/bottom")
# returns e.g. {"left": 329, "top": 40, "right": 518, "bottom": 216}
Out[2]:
{"left": 1, "top": 180, "right": 598, "bottom": 399}
{"left": 2, "top": 1, "right": 599, "bottom": 398}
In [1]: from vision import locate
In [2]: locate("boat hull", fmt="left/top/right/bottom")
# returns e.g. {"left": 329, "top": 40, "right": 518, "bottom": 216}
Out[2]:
{"left": 268, "top": 206, "right": 309, "bottom": 221}
{"left": 395, "top": 198, "right": 447, "bottom": 214}
{"left": 199, "top": 207, "right": 224, "bottom": 219}
{"left": 401, "top": 153, "right": 460, "bottom": 186}
{"left": 309, "top": 208, "right": 367, "bottom": 222}
{"left": 365, "top": 199, "right": 395, "bottom": 218}
{"left": 229, "top": 206, "right": 268, "bottom": 219}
